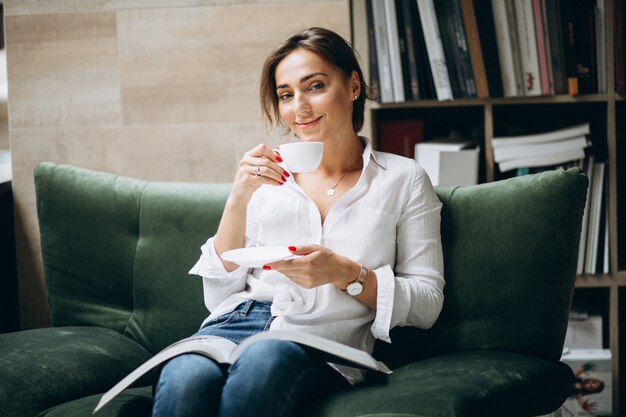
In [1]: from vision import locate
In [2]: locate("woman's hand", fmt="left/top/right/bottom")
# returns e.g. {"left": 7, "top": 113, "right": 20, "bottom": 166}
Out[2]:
{"left": 265, "top": 245, "right": 378, "bottom": 310}
{"left": 231, "top": 144, "right": 290, "bottom": 202}
{"left": 265, "top": 245, "right": 359, "bottom": 290}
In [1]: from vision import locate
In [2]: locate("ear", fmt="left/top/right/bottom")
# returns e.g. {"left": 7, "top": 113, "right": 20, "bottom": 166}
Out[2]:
{"left": 350, "top": 70, "right": 361, "bottom": 100}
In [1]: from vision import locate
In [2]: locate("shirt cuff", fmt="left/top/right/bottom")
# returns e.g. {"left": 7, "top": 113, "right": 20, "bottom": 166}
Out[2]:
{"left": 370, "top": 264, "right": 395, "bottom": 343}
{"left": 188, "top": 237, "right": 248, "bottom": 279}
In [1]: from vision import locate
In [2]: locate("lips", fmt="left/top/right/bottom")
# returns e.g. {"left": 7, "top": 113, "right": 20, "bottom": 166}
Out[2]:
{"left": 295, "top": 116, "right": 322, "bottom": 127}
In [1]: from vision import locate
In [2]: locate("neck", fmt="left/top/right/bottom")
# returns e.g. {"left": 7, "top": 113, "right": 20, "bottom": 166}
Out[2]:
{"left": 316, "top": 134, "right": 364, "bottom": 177}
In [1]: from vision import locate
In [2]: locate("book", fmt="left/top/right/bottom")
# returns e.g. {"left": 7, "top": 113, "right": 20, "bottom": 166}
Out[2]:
{"left": 460, "top": 0, "right": 489, "bottom": 98}
{"left": 532, "top": 0, "right": 553, "bottom": 95}
{"left": 544, "top": 0, "right": 567, "bottom": 94}
{"left": 514, "top": 0, "right": 542, "bottom": 96}
{"left": 416, "top": 0, "right": 453, "bottom": 100}
{"left": 595, "top": 174, "right": 609, "bottom": 274}
{"left": 472, "top": 0, "right": 504, "bottom": 97}
{"left": 410, "top": 0, "right": 438, "bottom": 99}
{"left": 561, "top": 0, "right": 598, "bottom": 95}
{"left": 576, "top": 0, "right": 598, "bottom": 95}
{"left": 434, "top": 0, "right": 468, "bottom": 98}
{"left": 94, "top": 330, "right": 392, "bottom": 413}
{"left": 493, "top": 136, "right": 588, "bottom": 162}
{"left": 585, "top": 161, "right": 605, "bottom": 274}
{"left": 577, "top": 156, "right": 594, "bottom": 274}
{"left": 371, "top": 0, "right": 395, "bottom": 102}
{"left": 378, "top": 118, "right": 425, "bottom": 158}
{"left": 491, "top": 0, "right": 524, "bottom": 96}
{"left": 365, "top": 0, "right": 381, "bottom": 101}
{"left": 560, "top": 0, "right": 580, "bottom": 95}
{"left": 383, "top": 0, "right": 406, "bottom": 102}
{"left": 595, "top": 0, "right": 606, "bottom": 93}
{"left": 497, "top": 148, "right": 585, "bottom": 172}
{"left": 558, "top": 349, "right": 613, "bottom": 416}
{"left": 616, "top": 0, "right": 625, "bottom": 94}
{"left": 396, "top": 0, "right": 421, "bottom": 100}
{"left": 492, "top": 123, "right": 590, "bottom": 147}
{"left": 450, "top": 0, "right": 477, "bottom": 98}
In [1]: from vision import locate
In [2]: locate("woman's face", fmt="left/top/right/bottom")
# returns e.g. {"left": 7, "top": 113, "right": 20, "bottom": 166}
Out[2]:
{"left": 274, "top": 48, "right": 359, "bottom": 143}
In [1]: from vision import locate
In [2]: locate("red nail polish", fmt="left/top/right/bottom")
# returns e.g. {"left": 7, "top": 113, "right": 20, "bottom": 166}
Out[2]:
{"left": 288, "top": 246, "right": 297, "bottom": 252}
{"left": 283, "top": 171, "right": 291, "bottom": 177}
{"left": 281, "top": 176, "right": 287, "bottom": 182}
{"left": 263, "top": 265, "right": 272, "bottom": 270}
{"left": 276, "top": 155, "right": 283, "bottom": 162}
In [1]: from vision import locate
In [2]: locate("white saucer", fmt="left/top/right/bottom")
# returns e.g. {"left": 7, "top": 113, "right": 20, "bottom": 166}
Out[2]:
{"left": 221, "top": 246, "right": 294, "bottom": 267}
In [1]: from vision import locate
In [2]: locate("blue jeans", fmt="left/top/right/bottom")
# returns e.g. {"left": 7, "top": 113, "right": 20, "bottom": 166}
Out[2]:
{"left": 151, "top": 300, "right": 348, "bottom": 417}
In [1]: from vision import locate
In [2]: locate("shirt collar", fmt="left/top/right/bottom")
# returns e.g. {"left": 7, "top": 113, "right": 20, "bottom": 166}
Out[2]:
{"left": 360, "top": 137, "right": 386, "bottom": 170}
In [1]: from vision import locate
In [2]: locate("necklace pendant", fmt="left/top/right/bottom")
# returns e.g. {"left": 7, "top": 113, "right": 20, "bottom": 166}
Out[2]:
{"left": 326, "top": 188, "right": 336, "bottom": 196}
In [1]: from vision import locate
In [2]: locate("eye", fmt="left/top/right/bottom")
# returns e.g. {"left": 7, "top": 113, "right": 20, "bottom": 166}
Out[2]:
{"left": 278, "top": 92, "right": 293, "bottom": 101}
{"left": 310, "top": 82, "right": 324, "bottom": 91}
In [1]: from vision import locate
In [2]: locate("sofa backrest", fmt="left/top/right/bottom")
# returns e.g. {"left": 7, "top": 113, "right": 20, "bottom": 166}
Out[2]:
{"left": 35, "top": 163, "right": 587, "bottom": 362}
{"left": 374, "top": 167, "right": 588, "bottom": 367}
{"left": 35, "top": 163, "right": 229, "bottom": 354}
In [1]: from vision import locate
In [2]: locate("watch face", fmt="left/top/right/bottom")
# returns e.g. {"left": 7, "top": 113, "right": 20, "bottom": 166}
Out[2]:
{"left": 346, "top": 281, "right": 364, "bottom": 296}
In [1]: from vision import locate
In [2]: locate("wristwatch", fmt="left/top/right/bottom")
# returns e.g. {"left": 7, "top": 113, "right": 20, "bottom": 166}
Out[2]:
{"left": 345, "top": 264, "right": 368, "bottom": 296}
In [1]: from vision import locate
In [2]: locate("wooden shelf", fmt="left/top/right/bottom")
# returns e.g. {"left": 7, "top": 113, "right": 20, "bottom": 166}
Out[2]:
{"left": 576, "top": 274, "right": 614, "bottom": 288}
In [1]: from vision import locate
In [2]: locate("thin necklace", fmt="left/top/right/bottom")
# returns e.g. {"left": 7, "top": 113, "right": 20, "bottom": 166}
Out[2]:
{"left": 325, "top": 158, "right": 362, "bottom": 197}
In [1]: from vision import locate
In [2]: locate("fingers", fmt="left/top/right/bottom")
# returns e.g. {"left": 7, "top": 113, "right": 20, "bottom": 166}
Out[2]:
{"left": 286, "top": 244, "right": 320, "bottom": 255}
{"left": 245, "top": 144, "right": 290, "bottom": 185}
{"left": 239, "top": 144, "right": 290, "bottom": 186}
{"left": 263, "top": 245, "right": 323, "bottom": 271}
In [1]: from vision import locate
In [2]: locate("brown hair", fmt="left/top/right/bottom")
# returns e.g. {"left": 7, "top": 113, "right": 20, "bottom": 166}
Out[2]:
{"left": 260, "top": 27, "right": 371, "bottom": 133}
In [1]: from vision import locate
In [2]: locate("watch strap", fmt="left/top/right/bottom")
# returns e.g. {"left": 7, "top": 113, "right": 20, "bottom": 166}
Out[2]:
{"left": 342, "top": 264, "right": 367, "bottom": 292}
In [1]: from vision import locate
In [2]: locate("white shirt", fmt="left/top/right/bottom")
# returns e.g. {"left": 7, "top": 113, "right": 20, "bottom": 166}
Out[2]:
{"left": 189, "top": 139, "right": 445, "bottom": 383}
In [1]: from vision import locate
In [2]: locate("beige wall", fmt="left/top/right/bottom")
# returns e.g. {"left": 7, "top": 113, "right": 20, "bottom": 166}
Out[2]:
{"left": 5, "top": 0, "right": 350, "bottom": 329}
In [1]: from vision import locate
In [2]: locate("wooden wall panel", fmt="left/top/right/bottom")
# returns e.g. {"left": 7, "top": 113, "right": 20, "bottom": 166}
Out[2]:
{"left": 5, "top": 0, "right": 350, "bottom": 328}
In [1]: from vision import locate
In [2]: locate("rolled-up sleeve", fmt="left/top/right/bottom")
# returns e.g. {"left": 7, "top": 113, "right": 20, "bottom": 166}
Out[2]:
{"left": 188, "top": 196, "right": 263, "bottom": 312}
{"left": 371, "top": 162, "right": 445, "bottom": 342}
{"left": 188, "top": 237, "right": 249, "bottom": 311}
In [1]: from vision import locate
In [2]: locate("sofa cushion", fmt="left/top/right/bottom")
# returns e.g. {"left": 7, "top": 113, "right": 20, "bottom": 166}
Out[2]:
{"left": 0, "top": 326, "right": 152, "bottom": 417}
{"left": 312, "top": 350, "right": 574, "bottom": 417}
{"left": 33, "top": 351, "right": 573, "bottom": 417}
{"left": 375, "top": 168, "right": 587, "bottom": 367}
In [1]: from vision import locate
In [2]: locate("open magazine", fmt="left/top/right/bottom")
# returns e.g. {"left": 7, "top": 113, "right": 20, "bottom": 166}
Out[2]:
{"left": 94, "top": 329, "right": 392, "bottom": 413}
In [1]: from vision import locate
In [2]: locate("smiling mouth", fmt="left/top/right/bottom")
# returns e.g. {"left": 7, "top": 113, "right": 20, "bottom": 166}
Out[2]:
{"left": 296, "top": 116, "right": 322, "bottom": 127}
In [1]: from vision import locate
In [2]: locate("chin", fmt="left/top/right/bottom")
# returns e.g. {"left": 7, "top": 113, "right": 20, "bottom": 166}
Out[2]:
{"left": 296, "top": 133, "right": 324, "bottom": 142}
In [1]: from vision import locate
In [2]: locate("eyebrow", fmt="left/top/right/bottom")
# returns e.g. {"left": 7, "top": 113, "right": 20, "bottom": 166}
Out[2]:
{"left": 276, "top": 72, "right": 328, "bottom": 90}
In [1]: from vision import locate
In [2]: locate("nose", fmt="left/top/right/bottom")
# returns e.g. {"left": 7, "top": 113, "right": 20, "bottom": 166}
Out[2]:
{"left": 294, "top": 92, "right": 311, "bottom": 115}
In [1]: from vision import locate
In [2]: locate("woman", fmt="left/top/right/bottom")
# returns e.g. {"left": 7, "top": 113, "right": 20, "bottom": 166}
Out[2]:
{"left": 152, "top": 27, "right": 444, "bottom": 417}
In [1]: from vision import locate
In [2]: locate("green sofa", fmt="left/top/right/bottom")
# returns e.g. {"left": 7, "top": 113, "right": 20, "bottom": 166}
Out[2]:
{"left": 0, "top": 162, "right": 588, "bottom": 417}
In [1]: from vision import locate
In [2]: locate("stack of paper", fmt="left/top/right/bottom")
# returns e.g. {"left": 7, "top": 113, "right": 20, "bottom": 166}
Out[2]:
{"left": 492, "top": 124, "right": 590, "bottom": 172}
{"left": 415, "top": 138, "right": 479, "bottom": 186}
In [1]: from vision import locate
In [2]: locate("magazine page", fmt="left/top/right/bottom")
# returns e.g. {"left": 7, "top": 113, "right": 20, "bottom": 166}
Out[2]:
{"left": 94, "top": 336, "right": 236, "bottom": 413}
{"left": 232, "top": 330, "right": 392, "bottom": 374}
{"left": 95, "top": 331, "right": 392, "bottom": 413}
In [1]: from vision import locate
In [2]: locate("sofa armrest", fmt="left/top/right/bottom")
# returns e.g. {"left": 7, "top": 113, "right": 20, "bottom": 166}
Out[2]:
{"left": 0, "top": 326, "right": 152, "bottom": 417}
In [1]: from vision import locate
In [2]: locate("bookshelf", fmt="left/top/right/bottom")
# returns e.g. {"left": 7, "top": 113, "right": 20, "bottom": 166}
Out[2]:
{"left": 351, "top": 0, "right": 625, "bottom": 414}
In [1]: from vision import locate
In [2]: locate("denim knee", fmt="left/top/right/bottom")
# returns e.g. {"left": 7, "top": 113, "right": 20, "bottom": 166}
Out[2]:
{"left": 220, "top": 339, "right": 338, "bottom": 417}
{"left": 152, "top": 353, "right": 225, "bottom": 417}
{"left": 230, "top": 339, "right": 307, "bottom": 374}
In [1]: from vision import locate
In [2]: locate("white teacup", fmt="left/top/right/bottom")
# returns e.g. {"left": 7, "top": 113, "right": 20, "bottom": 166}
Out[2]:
{"left": 278, "top": 142, "right": 324, "bottom": 173}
